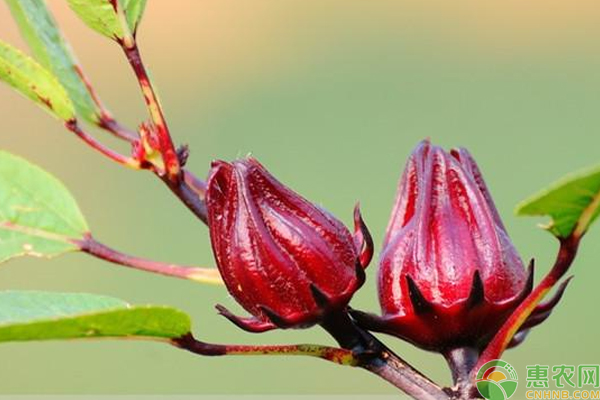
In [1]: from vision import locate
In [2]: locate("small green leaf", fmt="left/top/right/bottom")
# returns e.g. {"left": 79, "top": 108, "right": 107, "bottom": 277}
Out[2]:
{"left": 0, "top": 291, "right": 191, "bottom": 342}
{"left": 0, "top": 151, "right": 88, "bottom": 263}
{"left": 124, "top": 0, "right": 147, "bottom": 34}
{"left": 0, "top": 40, "right": 75, "bottom": 121}
{"left": 516, "top": 165, "right": 600, "bottom": 238}
{"left": 5, "top": 0, "right": 102, "bottom": 123}
{"left": 67, "top": 0, "right": 147, "bottom": 41}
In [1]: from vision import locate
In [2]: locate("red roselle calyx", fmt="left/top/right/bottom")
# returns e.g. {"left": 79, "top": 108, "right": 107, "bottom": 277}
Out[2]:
{"left": 353, "top": 140, "right": 538, "bottom": 352}
{"left": 206, "top": 157, "right": 373, "bottom": 332}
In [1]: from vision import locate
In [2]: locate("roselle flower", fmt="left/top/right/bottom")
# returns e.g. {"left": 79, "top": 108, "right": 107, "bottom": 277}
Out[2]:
{"left": 353, "top": 140, "right": 537, "bottom": 351}
{"left": 206, "top": 157, "right": 373, "bottom": 332}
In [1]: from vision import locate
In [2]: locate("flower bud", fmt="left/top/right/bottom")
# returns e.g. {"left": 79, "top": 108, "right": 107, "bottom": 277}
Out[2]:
{"left": 354, "top": 140, "right": 533, "bottom": 351}
{"left": 206, "top": 157, "right": 372, "bottom": 332}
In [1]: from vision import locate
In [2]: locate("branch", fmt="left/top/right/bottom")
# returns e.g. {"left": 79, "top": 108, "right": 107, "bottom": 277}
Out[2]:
{"left": 173, "top": 333, "right": 356, "bottom": 365}
{"left": 320, "top": 311, "right": 449, "bottom": 400}
{"left": 173, "top": 331, "right": 448, "bottom": 400}
{"left": 114, "top": 38, "right": 208, "bottom": 222}
{"left": 76, "top": 235, "right": 222, "bottom": 285}
{"left": 162, "top": 172, "right": 208, "bottom": 224}
{"left": 183, "top": 169, "right": 207, "bottom": 199}
{"left": 364, "top": 355, "right": 450, "bottom": 400}
{"left": 176, "top": 305, "right": 447, "bottom": 397}
{"left": 65, "top": 120, "right": 139, "bottom": 169}
{"left": 65, "top": 119, "right": 208, "bottom": 223}
{"left": 72, "top": 65, "right": 138, "bottom": 143}
{"left": 97, "top": 116, "right": 138, "bottom": 143}
{"left": 121, "top": 42, "right": 181, "bottom": 182}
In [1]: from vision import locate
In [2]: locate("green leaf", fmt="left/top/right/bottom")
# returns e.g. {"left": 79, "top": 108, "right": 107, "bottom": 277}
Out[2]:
{"left": 5, "top": 0, "right": 102, "bottom": 123}
{"left": 0, "top": 151, "right": 88, "bottom": 263}
{"left": 124, "top": 0, "right": 147, "bottom": 34}
{"left": 0, "top": 291, "right": 191, "bottom": 342}
{"left": 67, "top": 0, "right": 147, "bottom": 41}
{"left": 516, "top": 164, "right": 600, "bottom": 238}
{"left": 0, "top": 40, "right": 75, "bottom": 121}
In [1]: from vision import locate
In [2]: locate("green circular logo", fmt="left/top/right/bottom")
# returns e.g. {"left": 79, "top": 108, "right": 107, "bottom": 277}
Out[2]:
{"left": 476, "top": 359, "right": 519, "bottom": 400}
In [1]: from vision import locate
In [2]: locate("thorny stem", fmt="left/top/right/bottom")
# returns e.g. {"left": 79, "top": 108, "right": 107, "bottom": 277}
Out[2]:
{"left": 76, "top": 235, "right": 222, "bottom": 285}
{"left": 474, "top": 233, "right": 581, "bottom": 376}
{"left": 122, "top": 42, "right": 181, "bottom": 182}
{"left": 65, "top": 120, "right": 138, "bottom": 168}
{"left": 321, "top": 311, "right": 449, "bottom": 400}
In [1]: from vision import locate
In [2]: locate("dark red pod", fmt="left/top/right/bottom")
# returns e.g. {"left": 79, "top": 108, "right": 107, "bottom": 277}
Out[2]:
{"left": 353, "top": 140, "right": 534, "bottom": 351}
{"left": 206, "top": 157, "right": 372, "bottom": 332}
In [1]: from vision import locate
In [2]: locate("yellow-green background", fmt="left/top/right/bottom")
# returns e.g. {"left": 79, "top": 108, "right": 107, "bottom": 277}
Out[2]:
{"left": 0, "top": 0, "right": 599, "bottom": 395}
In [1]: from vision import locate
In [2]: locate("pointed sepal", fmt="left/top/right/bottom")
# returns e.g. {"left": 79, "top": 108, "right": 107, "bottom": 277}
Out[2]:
{"left": 215, "top": 304, "right": 277, "bottom": 333}
{"left": 466, "top": 270, "right": 485, "bottom": 309}
{"left": 353, "top": 203, "right": 374, "bottom": 269}
{"left": 406, "top": 275, "right": 434, "bottom": 315}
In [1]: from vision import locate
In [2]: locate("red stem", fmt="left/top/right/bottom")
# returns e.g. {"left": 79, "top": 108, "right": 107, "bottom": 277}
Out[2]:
{"left": 67, "top": 118, "right": 208, "bottom": 223}
{"left": 65, "top": 121, "right": 138, "bottom": 168}
{"left": 320, "top": 311, "right": 448, "bottom": 399}
{"left": 122, "top": 43, "right": 181, "bottom": 182}
{"left": 183, "top": 169, "right": 207, "bottom": 200}
{"left": 97, "top": 116, "right": 138, "bottom": 142}
{"left": 163, "top": 175, "right": 208, "bottom": 224}
{"left": 174, "top": 313, "right": 448, "bottom": 398}
{"left": 77, "top": 235, "right": 221, "bottom": 284}
{"left": 73, "top": 65, "right": 137, "bottom": 143}
{"left": 173, "top": 333, "right": 355, "bottom": 365}
{"left": 66, "top": 117, "right": 208, "bottom": 222}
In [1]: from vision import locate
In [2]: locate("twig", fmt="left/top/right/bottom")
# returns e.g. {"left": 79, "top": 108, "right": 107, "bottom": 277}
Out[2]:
{"left": 121, "top": 42, "right": 181, "bottom": 182}
{"left": 114, "top": 37, "right": 208, "bottom": 222}
{"left": 162, "top": 172, "right": 208, "bottom": 223}
{"left": 320, "top": 311, "right": 449, "bottom": 400}
{"left": 97, "top": 116, "right": 138, "bottom": 142}
{"left": 65, "top": 119, "right": 208, "bottom": 222}
{"left": 72, "top": 65, "right": 138, "bottom": 143}
{"left": 65, "top": 120, "right": 139, "bottom": 169}
{"left": 173, "top": 328, "right": 448, "bottom": 400}
{"left": 173, "top": 333, "right": 356, "bottom": 365}
{"left": 365, "top": 355, "right": 450, "bottom": 400}
{"left": 76, "top": 235, "right": 222, "bottom": 285}
{"left": 183, "top": 169, "right": 207, "bottom": 200}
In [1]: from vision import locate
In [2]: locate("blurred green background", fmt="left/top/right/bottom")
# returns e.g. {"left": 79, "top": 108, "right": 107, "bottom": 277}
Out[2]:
{"left": 0, "top": 0, "right": 599, "bottom": 395}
